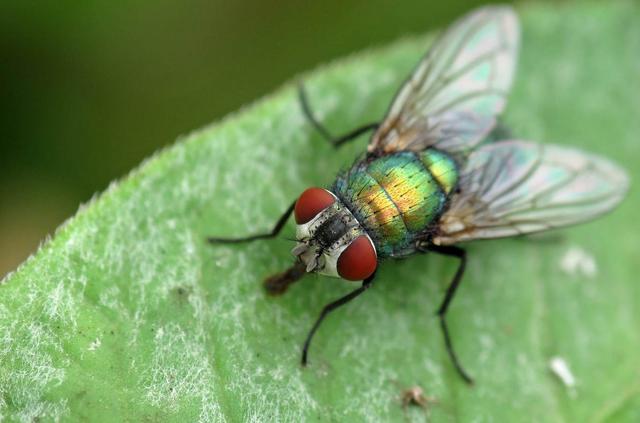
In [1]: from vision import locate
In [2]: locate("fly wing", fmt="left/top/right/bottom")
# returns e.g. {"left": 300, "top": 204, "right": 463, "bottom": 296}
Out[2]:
{"left": 433, "top": 141, "right": 629, "bottom": 245}
{"left": 369, "top": 6, "right": 519, "bottom": 155}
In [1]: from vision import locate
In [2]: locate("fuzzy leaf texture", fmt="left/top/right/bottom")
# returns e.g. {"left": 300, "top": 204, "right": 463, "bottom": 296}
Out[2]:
{"left": 1, "top": 1, "right": 639, "bottom": 422}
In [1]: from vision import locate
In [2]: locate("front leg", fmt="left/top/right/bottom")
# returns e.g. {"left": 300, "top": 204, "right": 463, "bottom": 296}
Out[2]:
{"left": 208, "top": 201, "right": 308, "bottom": 295}
{"left": 207, "top": 201, "right": 295, "bottom": 244}
{"left": 301, "top": 271, "right": 376, "bottom": 365}
{"left": 418, "top": 243, "right": 474, "bottom": 385}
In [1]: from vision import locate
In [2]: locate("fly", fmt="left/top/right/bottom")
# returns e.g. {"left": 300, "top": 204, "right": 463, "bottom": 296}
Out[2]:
{"left": 207, "top": 6, "right": 629, "bottom": 384}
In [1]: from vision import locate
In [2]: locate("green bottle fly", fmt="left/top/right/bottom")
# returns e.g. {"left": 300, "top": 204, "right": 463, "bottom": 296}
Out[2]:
{"left": 208, "top": 6, "right": 629, "bottom": 385}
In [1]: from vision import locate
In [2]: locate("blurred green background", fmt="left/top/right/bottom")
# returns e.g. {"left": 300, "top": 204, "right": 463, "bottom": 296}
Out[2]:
{"left": 0, "top": 0, "right": 515, "bottom": 277}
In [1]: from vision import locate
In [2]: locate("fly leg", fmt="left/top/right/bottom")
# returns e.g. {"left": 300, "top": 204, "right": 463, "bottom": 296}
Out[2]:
{"left": 298, "top": 84, "right": 379, "bottom": 148}
{"left": 302, "top": 271, "right": 376, "bottom": 365}
{"left": 207, "top": 201, "right": 305, "bottom": 294}
{"left": 207, "top": 201, "right": 295, "bottom": 244}
{"left": 418, "top": 243, "right": 474, "bottom": 384}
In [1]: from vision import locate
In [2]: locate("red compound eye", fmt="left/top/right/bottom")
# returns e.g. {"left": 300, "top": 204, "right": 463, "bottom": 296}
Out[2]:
{"left": 337, "top": 236, "right": 377, "bottom": 281}
{"left": 294, "top": 187, "right": 336, "bottom": 224}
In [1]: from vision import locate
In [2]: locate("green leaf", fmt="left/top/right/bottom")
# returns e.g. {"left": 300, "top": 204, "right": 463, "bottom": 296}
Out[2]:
{"left": 2, "top": 1, "right": 639, "bottom": 421}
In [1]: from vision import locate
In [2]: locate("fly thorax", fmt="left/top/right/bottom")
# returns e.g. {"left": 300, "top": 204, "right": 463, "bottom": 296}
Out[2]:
{"left": 292, "top": 199, "right": 371, "bottom": 278}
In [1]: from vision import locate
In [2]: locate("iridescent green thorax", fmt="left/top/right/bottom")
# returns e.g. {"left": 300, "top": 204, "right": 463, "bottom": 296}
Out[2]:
{"left": 333, "top": 149, "right": 458, "bottom": 257}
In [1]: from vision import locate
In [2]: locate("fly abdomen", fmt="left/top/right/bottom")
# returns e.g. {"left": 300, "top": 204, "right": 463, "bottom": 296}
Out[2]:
{"left": 333, "top": 149, "right": 458, "bottom": 256}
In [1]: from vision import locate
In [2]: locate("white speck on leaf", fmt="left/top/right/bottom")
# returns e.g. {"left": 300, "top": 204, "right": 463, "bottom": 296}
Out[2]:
{"left": 88, "top": 338, "right": 101, "bottom": 351}
{"left": 549, "top": 356, "right": 577, "bottom": 398}
{"left": 559, "top": 246, "right": 597, "bottom": 278}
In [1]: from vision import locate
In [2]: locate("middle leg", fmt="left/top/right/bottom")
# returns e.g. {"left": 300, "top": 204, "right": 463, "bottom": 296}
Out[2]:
{"left": 298, "top": 84, "right": 379, "bottom": 148}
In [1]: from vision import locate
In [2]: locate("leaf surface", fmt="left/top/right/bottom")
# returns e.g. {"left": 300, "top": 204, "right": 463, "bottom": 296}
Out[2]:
{"left": 1, "top": 2, "right": 639, "bottom": 422}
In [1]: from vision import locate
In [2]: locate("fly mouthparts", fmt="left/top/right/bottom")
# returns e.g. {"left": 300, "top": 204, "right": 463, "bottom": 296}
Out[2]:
{"left": 291, "top": 243, "right": 307, "bottom": 257}
{"left": 263, "top": 261, "right": 307, "bottom": 296}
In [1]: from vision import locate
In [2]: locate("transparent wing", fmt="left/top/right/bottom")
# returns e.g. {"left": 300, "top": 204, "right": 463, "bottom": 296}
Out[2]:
{"left": 433, "top": 141, "right": 629, "bottom": 245}
{"left": 369, "top": 6, "right": 519, "bottom": 155}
